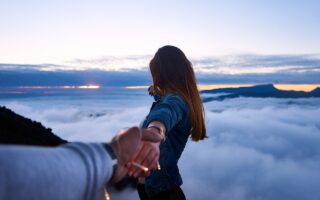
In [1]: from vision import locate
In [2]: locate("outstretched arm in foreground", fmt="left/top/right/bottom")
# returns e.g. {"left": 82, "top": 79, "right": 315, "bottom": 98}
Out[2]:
{"left": 0, "top": 127, "right": 161, "bottom": 200}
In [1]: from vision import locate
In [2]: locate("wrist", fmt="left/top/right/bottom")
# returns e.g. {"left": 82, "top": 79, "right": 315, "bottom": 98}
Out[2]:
{"left": 102, "top": 143, "right": 117, "bottom": 160}
{"left": 102, "top": 143, "right": 118, "bottom": 185}
{"left": 148, "top": 125, "right": 166, "bottom": 142}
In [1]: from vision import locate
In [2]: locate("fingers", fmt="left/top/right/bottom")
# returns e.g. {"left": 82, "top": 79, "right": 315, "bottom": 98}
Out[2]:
{"left": 111, "top": 126, "right": 141, "bottom": 165}
{"left": 134, "top": 143, "right": 152, "bottom": 165}
{"left": 126, "top": 153, "right": 158, "bottom": 178}
{"left": 127, "top": 143, "right": 152, "bottom": 177}
{"left": 125, "top": 147, "right": 141, "bottom": 174}
{"left": 111, "top": 127, "right": 161, "bottom": 179}
{"left": 140, "top": 129, "right": 162, "bottom": 143}
{"left": 151, "top": 154, "right": 160, "bottom": 170}
{"left": 126, "top": 141, "right": 160, "bottom": 177}
{"left": 124, "top": 142, "right": 143, "bottom": 170}
{"left": 140, "top": 148, "right": 159, "bottom": 170}
{"left": 128, "top": 162, "right": 150, "bottom": 176}
{"left": 135, "top": 167, "right": 151, "bottom": 178}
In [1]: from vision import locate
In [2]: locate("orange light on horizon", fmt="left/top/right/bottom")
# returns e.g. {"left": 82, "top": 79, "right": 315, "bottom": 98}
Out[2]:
{"left": 125, "top": 84, "right": 320, "bottom": 92}
{"left": 126, "top": 86, "right": 149, "bottom": 89}
{"left": 17, "top": 85, "right": 101, "bottom": 89}
{"left": 15, "top": 84, "right": 320, "bottom": 92}
{"left": 62, "top": 86, "right": 77, "bottom": 89}
{"left": 77, "top": 85, "right": 101, "bottom": 89}
{"left": 197, "top": 84, "right": 254, "bottom": 91}
{"left": 125, "top": 84, "right": 255, "bottom": 91}
{"left": 274, "top": 84, "right": 320, "bottom": 92}
{"left": 18, "top": 86, "right": 50, "bottom": 89}
{"left": 199, "top": 84, "right": 320, "bottom": 92}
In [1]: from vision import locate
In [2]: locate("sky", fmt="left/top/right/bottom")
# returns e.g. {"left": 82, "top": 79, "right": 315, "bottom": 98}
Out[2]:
{"left": 1, "top": 0, "right": 320, "bottom": 65}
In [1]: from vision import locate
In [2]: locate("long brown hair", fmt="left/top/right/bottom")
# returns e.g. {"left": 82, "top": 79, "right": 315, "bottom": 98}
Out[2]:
{"left": 149, "top": 45, "right": 207, "bottom": 141}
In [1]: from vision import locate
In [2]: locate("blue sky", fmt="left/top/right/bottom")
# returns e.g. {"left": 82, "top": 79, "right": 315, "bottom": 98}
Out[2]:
{"left": 0, "top": 0, "right": 319, "bottom": 65}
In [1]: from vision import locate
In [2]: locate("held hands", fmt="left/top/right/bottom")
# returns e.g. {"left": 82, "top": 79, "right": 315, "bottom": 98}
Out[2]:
{"left": 109, "top": 127, "right": 161, "bottom": 183}
{"left": 127, "top": 141, "right": 160, "bottom": 177}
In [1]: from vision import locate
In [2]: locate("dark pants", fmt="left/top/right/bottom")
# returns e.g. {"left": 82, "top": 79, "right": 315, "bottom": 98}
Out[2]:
{"left": 137, "top": 184, "right": 186, "bottom": 200}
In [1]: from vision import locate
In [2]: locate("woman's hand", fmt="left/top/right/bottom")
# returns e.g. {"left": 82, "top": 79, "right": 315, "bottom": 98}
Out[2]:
{"left": 127, "top": 141, "right": 160, "bottom": 177}
{"left": 109, "top": 127, "right": 162, "bottom": 183}
{"left": 126, "top": 121, "right": 166, "bottom": 178}
{"left": 126, "top": 124, "right": 165, "bottom": 178}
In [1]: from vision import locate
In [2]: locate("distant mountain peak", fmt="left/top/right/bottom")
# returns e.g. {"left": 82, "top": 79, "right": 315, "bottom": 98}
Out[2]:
{"left": 251, "top": 84, "right": 277, "bottom": 90}
{"left": 254, "top": 84, "right": 275, "bottom": 88}
{"left": 311, "top": 87, "right": 320, "bottom": 94}
{"left": 201, "top": 84, "right": 320, "bottom": 102}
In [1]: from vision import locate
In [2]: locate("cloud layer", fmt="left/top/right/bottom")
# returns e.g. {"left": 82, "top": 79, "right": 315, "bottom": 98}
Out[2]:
{"left": 181, "top": 98, "right": 320, "bottom": 200}
{"left": 194, "top": 54, "right": 320, "bottom": 74}
{"left": 1, "top": 54, "right": 320, "bottom": 85}
{"left": 1, "top": 96, "right": 320, "bottom": 200}
{"left": 2, "top": 54, "right": 320, "bottom": 73}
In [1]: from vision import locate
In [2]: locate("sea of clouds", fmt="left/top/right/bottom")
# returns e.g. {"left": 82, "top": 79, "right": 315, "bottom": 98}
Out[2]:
{"left": 1, "top": 96, "right": 320, "bottom": 200}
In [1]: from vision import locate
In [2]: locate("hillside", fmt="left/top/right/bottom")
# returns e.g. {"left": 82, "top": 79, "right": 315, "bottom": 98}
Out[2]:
{"left": 201, "top": 84, "right": 320, "bottom": 102}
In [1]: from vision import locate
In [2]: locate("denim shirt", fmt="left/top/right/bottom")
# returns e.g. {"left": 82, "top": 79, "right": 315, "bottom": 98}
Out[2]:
{"left": 141, "top": 93, "right": 190, "bottom": 197}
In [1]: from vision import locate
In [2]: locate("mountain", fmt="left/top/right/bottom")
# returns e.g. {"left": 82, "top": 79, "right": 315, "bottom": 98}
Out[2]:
{"left": 311, "top": 87, "right": 320, "bottom": 95}
{"left": 0, "top": 106, "right": 67, "bottom": 146}
{"left": 201, "top": 84, "right": 320, "bottom": 102}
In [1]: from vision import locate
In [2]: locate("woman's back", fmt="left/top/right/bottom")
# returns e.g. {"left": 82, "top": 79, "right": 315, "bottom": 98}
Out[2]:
{"left": 136, "top": 45, "right": 206, "bottom": 200}
{"left": 142, "top": 93, "right": 190, "bottom": 196}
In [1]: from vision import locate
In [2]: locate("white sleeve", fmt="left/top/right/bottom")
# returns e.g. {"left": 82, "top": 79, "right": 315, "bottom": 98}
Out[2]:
{"left": 0, "top": 142, "right": 114, "bottom": 200}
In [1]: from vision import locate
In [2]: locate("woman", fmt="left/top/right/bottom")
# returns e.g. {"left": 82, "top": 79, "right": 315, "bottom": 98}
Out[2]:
{"left": 128, "top": 45, "right": 207, "bottom": 200}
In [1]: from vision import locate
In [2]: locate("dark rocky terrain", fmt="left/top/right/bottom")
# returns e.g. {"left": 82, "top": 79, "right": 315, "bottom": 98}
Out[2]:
{"left": 0, "top": 106, "right": 67, "bottom": 146}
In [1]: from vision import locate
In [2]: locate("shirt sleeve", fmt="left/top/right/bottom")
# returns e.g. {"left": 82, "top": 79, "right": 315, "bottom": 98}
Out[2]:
{"left": 145, "top": 94, "right": 188, "bottom": 133}
{"left": 0, "top": 142, "right": 114, "bottom": 200}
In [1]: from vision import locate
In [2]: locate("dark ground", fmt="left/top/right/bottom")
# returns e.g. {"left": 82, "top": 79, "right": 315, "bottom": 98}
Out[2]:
{"left": 0, "top": 106, "right": 67, "bottom": 146}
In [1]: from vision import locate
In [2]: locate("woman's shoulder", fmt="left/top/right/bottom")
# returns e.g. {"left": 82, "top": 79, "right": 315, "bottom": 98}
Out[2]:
{"left": 160, "top": 93, "right": 188, "bottom": 109}
{"left": 161, "top": 93, "right": 182, "bottom": 101}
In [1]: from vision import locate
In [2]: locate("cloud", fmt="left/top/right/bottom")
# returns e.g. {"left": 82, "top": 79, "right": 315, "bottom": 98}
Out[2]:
{"left": 0, "top": 55, "right": 153, "bottom": 72}
{"left": 193, "top": 54, "right": 320, "bottom": 84}
{"left": 0, "top": 63, "right": 58, "bottom": 71}
{"left": 0, "top": 70, "right": 151, "bottom": 87}
{"left": 67, "top": 55, "right": 153, "bottom": 71}
{"left": 194, "top": 54, "right": 320, "bottom": 68}
{"left": 1, "top": 96, "right": 320, "bottom": 200}
{"left": 64, "top": 54, "right": 320, "bottom": 75}
{"left": 2, "top": 54, "right": 320, "bottom": 74}
{"left": 180, "top": 98, "right": 320, "bottom": 200}
{"left": 1, "top": 54, "right": 320, "bottom": 85}
{"left": 197, "top": 71, "right": 320, "bottom": 84}
{"left": 1, "top": 99, "right": 152, "bottom": 142}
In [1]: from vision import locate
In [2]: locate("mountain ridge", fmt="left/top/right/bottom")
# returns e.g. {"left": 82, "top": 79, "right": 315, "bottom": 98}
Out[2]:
{"left": 201, "top": 84, "right": 320, "bottom": 102}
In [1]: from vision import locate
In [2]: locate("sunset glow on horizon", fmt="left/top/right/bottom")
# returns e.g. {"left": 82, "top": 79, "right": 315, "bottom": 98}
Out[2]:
{"left": 77, "top": 85, "right": 100, "bottom": 89}
{"left": 4, "top": 84, "right": 318, "bottom": 92}
{"left": 126, "top": 84, "right": 320, "bottom": 92}
{"left": 125, "top": 86, "right": 149, "bottom": 89}
{"left": 274, "top": 84, "right": 320, "bottom": 92}
{"left": 16, "top": 85, "right": 101, "bottom": 89}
